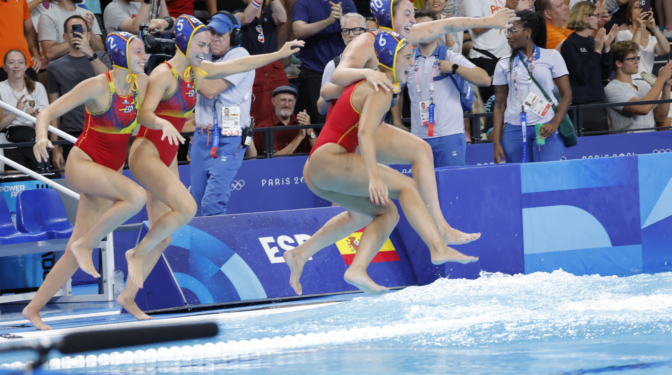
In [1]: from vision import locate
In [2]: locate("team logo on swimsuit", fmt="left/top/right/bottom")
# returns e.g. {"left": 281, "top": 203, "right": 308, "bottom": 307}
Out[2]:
{"left": 121, "top": 105, "right": 135, "bottom": 114}
{"left": 335, "top": 228, "right": 400, "bottom": 265}
{"left": 123, "top": 99, "right": 130, "bottom": 105}
{"left": 188, "top": 89, "right": 196, "bottom": 97}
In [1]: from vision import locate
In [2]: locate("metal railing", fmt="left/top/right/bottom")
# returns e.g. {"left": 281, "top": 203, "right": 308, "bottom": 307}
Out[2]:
{"left": 0, "top": 97, "right": 671, "bottom": 172}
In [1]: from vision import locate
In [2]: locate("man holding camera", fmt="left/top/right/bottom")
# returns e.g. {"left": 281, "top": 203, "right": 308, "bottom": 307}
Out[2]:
{"left": 103, "top": 0, "right": 175, "bottom": 35}
{"left": 191, "top": 12, "right": 255, "bottom": 217}
{"left": 46, "top": 15, "right": 111, "bottom": 169}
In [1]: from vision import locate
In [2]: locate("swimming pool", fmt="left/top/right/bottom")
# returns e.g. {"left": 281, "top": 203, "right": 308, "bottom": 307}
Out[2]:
{"left": 3, "top": 270, "right": 672, "bottom": 374}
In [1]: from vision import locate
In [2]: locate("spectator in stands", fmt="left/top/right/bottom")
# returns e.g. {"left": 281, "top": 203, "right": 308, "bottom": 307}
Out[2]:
{"left": 191, "top": 13, "right": 255, "bottom": 216}
{"left": 234, "top": 0, "right": 288, "bottom": 124}
{"left": 655, "top": 0, "right": 672, "bottom": 38}
{"left": 492, "top": 10, "right": 572, "bottom": 164}
{"left": 464, "top": 0, "right": 510, "bottom": 105}
{"left": 605, "top": 41, "right": 672, "bottom": 132}
{"left": 537, "top": 0, "right": 572, "bottom": 49}
{"left": 292, "top": 0, "right": 356, "bottom": 125}
{"left": 165, "top": 0, "right": 194, "bottom": 18}
{"left": 0, "top": 50, "right": 48, "bottom": 172}
{"left": 103, "top": 0, "right": 175, "bottom": 35}
{"left": 407, "top": 9, "right": 491, "bottom": 167}
{"left": 0, "top": 0, "right": 41, "bottom": 82}
{"left": 249, "top": 85, "right": 315, "bottom": 157}
{"left": 317, "top": 12, "right": 366, "bottom": 115}
{"left": 561, "top": 1, "right": 618, "bottom": 134}
{"left": 47, "top": 15, "right": 111, "bottom": 169}
{"left": 38, "top": 0, "right": 105, "bottom": 61}
{"left": 365, "top": 16, "right": 378, "bottom": 31}
{"left": 207, "top": 0, "right": 246, "bottom": 16}
{"left": 426, "top": 0, "right": 463, "bottom": 54}
{"left": 615, "top": 0, "right": 670, "bottom": 82}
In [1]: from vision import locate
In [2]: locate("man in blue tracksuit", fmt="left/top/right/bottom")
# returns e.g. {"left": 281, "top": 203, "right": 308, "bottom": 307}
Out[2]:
{"left": 191, "top": 12, "right": 255, "bottom": 216}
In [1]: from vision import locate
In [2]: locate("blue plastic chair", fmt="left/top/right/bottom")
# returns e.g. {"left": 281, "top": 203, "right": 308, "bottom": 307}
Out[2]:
{"left": 15, "top": 189, "right": 74, "bottom": 239}
{"left": 0, "top": 196, "right": 48, "bottom": 244}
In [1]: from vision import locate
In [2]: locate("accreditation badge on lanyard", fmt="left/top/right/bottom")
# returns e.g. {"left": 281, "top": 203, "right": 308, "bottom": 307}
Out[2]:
{"left": 220, "top": 106, "right": 242, "bottom": 136}
{"left": 415, "top": 59, "right": 437, "bottom": 136}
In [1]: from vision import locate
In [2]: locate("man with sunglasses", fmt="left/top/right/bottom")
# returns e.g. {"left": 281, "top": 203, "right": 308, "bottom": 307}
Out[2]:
{"left": 235, "top": 0, "right": 289, "bottom": 124}
{"left": 605, "top": 41, "right": 672, "bottom": 133}
{"left": 317, "top": 12, "right": 367, "bottom": 115}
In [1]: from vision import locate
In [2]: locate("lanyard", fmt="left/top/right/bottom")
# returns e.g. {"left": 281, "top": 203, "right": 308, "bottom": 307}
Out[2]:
{"left": 210, "top": 99, "right": 221, "bottom": 158}
{"left": 414, "top": 58, "right": 438, "bottom": 136}
{"left": 513, "top": 46, "right": 540, "bottom": 164}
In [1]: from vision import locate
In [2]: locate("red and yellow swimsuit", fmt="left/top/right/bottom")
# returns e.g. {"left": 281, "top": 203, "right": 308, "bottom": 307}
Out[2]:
{"left": 136, "top": 62, "right": 198, "bottom": 166}
{"left": 310, "top": 80, "right": 368, "bottom": 157}
{"left": 75, "top": 71, "right": 140, "bottom": 171}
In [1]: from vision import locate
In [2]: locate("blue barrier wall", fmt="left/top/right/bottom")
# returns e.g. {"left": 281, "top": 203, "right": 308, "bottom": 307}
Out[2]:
{"left": 137, "top": 208, "right": 418, "bottom": 310}
{"left": 137, "top": 153, "right": 672, "bottom": 308}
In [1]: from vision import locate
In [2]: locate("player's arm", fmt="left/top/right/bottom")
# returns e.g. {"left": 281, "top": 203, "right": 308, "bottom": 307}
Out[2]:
{"left": 331, "top": 35, "right": 396, "bottom": 92}
{"left": 201, "top": 40, "right": 304, "bottom": 80}
{"left": 407, "top": 8, "right": 518, "bottom": 45}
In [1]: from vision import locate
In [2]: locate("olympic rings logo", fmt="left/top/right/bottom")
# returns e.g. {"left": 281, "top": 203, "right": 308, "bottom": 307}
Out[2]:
{"left": 231, "top": 180, "right": 245, "bottom": 190}
{"left": 653, "top": 149, "right": 672, "bottom": 153}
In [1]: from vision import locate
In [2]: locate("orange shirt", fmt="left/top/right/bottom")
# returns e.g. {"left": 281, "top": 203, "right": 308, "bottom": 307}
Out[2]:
{"left": 546, "top": 23, "right": 574, "bottom": 50}
{"left": 0, "top": 0, "right": 33, "bottom": 69}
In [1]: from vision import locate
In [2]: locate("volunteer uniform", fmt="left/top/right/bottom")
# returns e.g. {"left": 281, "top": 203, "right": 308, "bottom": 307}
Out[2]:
{"left": 493, "top": 46, "right": 568, "bottom": 163}
{"left": 407, "top": 44, "right": 474, "bottom": 167}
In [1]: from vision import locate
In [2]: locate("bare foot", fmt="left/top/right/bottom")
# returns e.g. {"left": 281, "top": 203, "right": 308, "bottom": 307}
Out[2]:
{"left": 22, "top": 306, "right": 52, "bottom": 331}
{"left": 431, "top": 246, "right": 479, "bottom": 265}
{"left": 117, "top": 292, "right": 151, "bottom": 321}
{"left": 70, "top": 239, "right": 100, "bottom": 278}
{"left": 439, "top": 226, "right": 481, "bottom": 245}
{"left": 344, "top": 266, "right": 389, "bottom": 295}
{"left": 284, "top": 249, "right": 306, "bottom": 295}
{"left": 125, "top": 249, "right": 146, "bottom": 288}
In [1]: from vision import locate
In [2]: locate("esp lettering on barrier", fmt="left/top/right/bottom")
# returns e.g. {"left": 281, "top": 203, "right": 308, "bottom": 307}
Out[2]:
{"left": 258, "top": 235, "right": 311, "bottom": 263}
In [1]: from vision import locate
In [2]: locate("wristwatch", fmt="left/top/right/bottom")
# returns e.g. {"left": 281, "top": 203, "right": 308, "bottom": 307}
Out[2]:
{"left": 309, "top": 131, "right": 316, "bottom": 139}
{"left": 452, "top": 64, "right": 459, "bottom": 75}
{"left": 88, "top": 54, "right": 98, "bottom": 62}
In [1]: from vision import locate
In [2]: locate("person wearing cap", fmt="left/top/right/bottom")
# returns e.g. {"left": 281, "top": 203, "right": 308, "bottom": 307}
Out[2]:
{"left": 24, "top": 31, "right": 157, "bottom": 331}
{"left": 248, "top": 85, "right": 314, "bottom": 157}
{"left": 190, "top": 12, "right": 256, "bottom": 217}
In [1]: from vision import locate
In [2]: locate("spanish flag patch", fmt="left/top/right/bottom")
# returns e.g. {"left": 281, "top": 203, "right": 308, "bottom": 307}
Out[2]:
{"left": 335, "top": 228, "right": 400, "bottom": 265}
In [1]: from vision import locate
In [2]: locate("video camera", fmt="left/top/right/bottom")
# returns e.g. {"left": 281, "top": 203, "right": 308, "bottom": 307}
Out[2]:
{"left": 138, "top": 23, "right": 175, "bottom": 74}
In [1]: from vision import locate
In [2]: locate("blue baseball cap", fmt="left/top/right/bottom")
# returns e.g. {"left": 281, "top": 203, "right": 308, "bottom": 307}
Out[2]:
{"left": 208, "top": 13, "right": 241, "bottom": 34}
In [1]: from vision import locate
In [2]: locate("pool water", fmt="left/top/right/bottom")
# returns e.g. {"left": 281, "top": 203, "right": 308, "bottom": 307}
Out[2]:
{"left": 5, "top": 270, "right": 672, "bottom": 374}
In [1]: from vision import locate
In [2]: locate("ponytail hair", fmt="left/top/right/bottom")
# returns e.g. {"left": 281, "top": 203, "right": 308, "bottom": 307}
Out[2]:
{"left": 3, "top": 49, "right": 35, "bottom": 94}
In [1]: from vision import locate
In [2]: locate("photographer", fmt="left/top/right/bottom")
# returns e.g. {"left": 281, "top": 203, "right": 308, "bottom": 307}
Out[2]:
{"left": 46, "top": 15, "right": 111, "bottom": 169}
{"left": 103, "top": 0, "right": 174, "bottom": 35}
{"left": 191, "top": 13, "right": 255, "bottom": 216}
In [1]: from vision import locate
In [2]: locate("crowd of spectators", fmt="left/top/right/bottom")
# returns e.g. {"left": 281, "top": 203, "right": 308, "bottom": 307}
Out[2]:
{"left": 0, "top": 0, "right": 671, "bottom": 174}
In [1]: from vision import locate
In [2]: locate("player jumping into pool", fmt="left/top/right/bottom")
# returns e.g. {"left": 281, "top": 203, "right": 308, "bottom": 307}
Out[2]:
{"left": 286, "top": 31, "right": 478, "bottom": 296}
{"left": 285, "top": 0, "right": 516, "bottom": 295}
{"left": 120, "top": 15, "right": 304, "bottom": 319}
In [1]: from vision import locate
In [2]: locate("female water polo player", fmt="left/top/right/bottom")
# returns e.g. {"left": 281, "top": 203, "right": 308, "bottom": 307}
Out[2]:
{"left": 119, "top": 15, "right": 303, "bottom": 318}
{"left": 24, "top": 32, "right": 182, "bottom": 330}
{"left": 289, "top": 0, "right": 515, "bottom": 280}
{"left": 285, "top": 31, "right": 478, "bottom": 296}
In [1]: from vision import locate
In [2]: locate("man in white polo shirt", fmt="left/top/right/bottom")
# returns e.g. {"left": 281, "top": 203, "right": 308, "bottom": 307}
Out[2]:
{"left": 407, "top": 9, "right": 491, "bottom": 167}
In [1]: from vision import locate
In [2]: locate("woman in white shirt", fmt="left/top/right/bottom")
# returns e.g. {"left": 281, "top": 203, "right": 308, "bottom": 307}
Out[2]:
{"left": 492, "top": 10, "right": 572, "bottom": 164}
{"left": 615, "top": 1, "right": 670, "bottom": 81}
{"left": 0, "top": 50, "right": 49, "bottom": 172}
